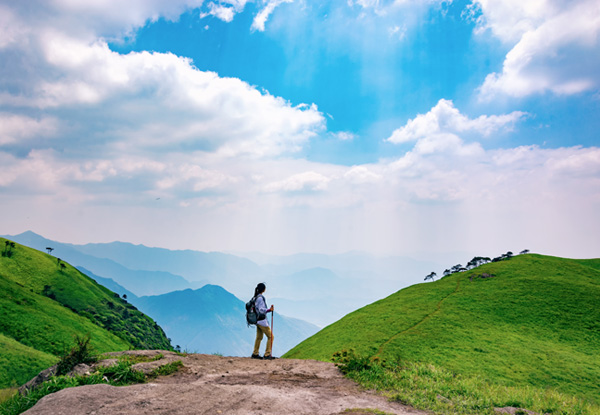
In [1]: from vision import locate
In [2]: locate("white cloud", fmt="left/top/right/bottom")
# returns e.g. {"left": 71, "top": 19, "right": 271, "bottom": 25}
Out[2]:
{"left": 333, "top": 131, "right": 356, "bottom": 141}
{"left": 251, "top": 0, "right": 293, "bottom": 32}
{"left": 1, "top": 0, "right": 204, "bottom": 43}
{"left": 0, "top": 26, "right": 325, "bottom": 157}
{"left": 0, "top": 114, "right": 59, "bottom": 145}
{"left": 264, "top": 171, "right": 331, "bottom": 193}
{"left": 474, "top": 0, "right": 600, "bottom": 98}
{"left": 202, "top": 2, "right": 237, "bottom": 22}
{"left": 387, "top": 99, "right": 526, "bottom": 143}
{"left": 344, "top": 166, "right": 383, "bottom": 184}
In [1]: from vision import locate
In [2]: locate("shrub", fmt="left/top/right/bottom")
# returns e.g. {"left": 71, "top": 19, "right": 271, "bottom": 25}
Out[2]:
{"left": 56, "top": 334, "right": 97, "bottom": 376}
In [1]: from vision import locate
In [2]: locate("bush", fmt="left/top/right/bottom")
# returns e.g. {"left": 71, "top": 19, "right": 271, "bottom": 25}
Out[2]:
{"left": 56, "top": 334, "right": 97, "bottom": 376}
{"left": 332, "top": 349, "right": 373, "bottom": 374}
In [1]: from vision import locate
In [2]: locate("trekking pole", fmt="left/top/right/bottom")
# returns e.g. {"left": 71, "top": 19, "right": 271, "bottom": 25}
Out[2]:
{"left": 270, "top": 308, "right": 274, "bottom": 353}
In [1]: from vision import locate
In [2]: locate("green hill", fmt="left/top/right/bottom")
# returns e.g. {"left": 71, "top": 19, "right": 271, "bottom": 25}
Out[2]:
{"left": 284, "top": 254, "right": 600, "bottom": 401}
{"left": 0, "top": 238, "right": 172, "bottom": 389}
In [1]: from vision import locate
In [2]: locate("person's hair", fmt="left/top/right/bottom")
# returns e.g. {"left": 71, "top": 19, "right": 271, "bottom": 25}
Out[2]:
{"left": 254, "top": 283, "right": 266, "bottom": 297}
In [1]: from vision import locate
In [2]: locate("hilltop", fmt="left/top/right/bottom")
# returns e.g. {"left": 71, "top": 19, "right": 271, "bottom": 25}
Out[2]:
{"left": 20, "top": 351, "right": 423, "bottom": 415}
{"left": 285, "top": 254, "right": 600, "bottom": 401}
{"left": 0, "top": 238, "right": 172, "bottom": 388}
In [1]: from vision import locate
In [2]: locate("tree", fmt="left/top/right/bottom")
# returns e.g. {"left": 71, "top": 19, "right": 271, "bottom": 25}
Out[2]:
{"left": 450, "top": 264, "right": 464, "bottom": 274}
{"left": 2, "top": 241, "right": 15, "bottom": 257}
{"left": 46, "top": 247, "right": 54, "bottom": 255}
{"left": 466, "top": 256, "right": 492, "bottom": 270}
{"left": 424, "top": 271, "right": 437, "bottom": 282}
{"left": 519, "top": 249, "right": 530, "bottom": 255}
{"left": 122, "top": 294, "right": 128, "bottom": 300}
{"left": 59, "top": 262, "right": 66, "bottom": 272}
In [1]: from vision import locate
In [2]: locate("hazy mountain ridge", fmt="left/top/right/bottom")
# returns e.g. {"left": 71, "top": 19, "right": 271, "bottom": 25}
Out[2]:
{"left": 5, "top": 231, "right": 192, "bottom": 296}
{"left": 5, "top": 231, "right": 439, "bottom": 329}
{"left": 71, "top": 241, "right": 265, "bottom": 294}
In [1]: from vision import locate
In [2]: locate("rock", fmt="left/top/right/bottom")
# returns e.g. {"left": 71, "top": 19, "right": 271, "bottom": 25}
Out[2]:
{"left": 22, "top": 353, "right": 426, "bottom": 415}
{"left": 67, "top": 364, "right": 92, "bottom": 377}
{"left": 19, "top": 365, "right": 58, "bottom": 395}
{"left": 95, "top": 358, "right": 119, "bottom": 368}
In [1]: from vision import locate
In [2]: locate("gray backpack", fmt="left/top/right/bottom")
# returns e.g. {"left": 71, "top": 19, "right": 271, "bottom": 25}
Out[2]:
{"left": 245, "top": 295, "right": 266, "bottom": 326}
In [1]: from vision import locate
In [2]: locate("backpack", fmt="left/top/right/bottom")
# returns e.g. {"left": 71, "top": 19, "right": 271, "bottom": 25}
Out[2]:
{"left": 245, "top": 294, "right": 267, "bottom": 327}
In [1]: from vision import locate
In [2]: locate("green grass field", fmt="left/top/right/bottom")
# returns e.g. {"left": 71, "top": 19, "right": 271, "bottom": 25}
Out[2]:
{"left": 0, "top": 238, "right": 173, "bottom": 389}
{"left": 285, "top": 254, "right": 600, "bottom": 413}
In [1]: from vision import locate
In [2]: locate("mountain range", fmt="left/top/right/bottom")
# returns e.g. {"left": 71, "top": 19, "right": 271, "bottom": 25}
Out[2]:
{"left": 5, "top": 231, "right": 439, "bottom": 328}
{"left": 4, "top": 231, "right": 321, "bottom": 356}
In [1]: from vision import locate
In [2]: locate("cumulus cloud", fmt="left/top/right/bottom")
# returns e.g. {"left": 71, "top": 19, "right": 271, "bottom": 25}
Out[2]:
{"left": 0, "top": 0, "right": 326, "bottom": 213}
{"left": 474, "top": 0, "right": 600, "bottom": 98}
{"left": 387, "top": 99, "right": 526, "bottom": 143}
{"left": 0, "top": 3, "right": 324, "bottom": 147}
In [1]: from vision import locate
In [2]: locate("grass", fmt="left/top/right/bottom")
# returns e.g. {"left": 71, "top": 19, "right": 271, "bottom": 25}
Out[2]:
{"left": 335, "top": 352, "right": 599, "bottom": 415}
{"left": 0, "top": 238, "right": 173, "bottom": 389}
{"left": 0, "top": 334, "right": 57, "bottom": 389}
{"left": 285, "top": 254, "right": 600, "bottom": 413}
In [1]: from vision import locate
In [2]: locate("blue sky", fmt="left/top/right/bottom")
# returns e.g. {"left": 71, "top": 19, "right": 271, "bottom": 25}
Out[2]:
{"left": 0, "top": 0, "right": 599, "bottom": 260}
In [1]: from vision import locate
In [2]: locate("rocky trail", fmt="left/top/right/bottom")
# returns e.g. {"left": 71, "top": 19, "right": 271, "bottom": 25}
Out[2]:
{"left": 23, "top": 350, "right": 425, "bottom": 415}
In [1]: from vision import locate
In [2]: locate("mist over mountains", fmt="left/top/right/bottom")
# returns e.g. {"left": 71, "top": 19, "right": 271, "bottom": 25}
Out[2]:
{"left": 5, "top": 231, "right": 440, "bottom": 352}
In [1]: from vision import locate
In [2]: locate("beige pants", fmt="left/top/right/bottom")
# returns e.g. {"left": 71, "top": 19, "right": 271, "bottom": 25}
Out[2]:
{"left": 253, "top": 325, "right": 273, "bottom": 357}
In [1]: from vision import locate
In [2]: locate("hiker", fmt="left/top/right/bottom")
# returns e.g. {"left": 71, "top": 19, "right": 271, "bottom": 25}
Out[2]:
{"left": 251, "top": 283, "right": 275, "bottom": 360}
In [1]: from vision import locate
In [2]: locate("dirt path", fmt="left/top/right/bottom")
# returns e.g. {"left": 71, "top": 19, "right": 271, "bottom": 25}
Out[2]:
{"left": 23, "top": 351, "right": 426, "bottom": 415}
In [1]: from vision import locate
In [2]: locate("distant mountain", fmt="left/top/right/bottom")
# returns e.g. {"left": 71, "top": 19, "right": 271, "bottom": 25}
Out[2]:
{"left": 239, "top": 251, "right": 439, "bottom": 283}
{"left": 68, "top": 240, "right": 265, "bottom": 297}
{"left": 77, "top": 267, "right": 138, "bottom": 301}
{"left": 0, "top": 237, "right": 172, "bottom": 388}
{"left": 131, "top": 285, "right": 319, "bottom": 357}
{"left": 285, "top": 254, "right": 600, "bottom": 401}
{"left": 239, "top": 251, "right": 442, "bottom": 326}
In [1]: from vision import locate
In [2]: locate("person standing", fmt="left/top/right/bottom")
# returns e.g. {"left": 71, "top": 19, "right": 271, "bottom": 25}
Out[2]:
{"left": 251, "top": 283, "right": 275, "bottom": 360}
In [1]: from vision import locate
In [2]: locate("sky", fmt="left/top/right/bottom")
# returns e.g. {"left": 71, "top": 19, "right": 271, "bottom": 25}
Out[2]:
{"left": 0, "top": 0, "right": 599, "bottom": 260}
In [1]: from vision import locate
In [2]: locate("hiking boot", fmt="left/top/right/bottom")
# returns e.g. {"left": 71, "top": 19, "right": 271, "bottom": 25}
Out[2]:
{"left": 251, "top": 354, "right": 263, "bottom": 359}
{"left": 263, "top": 355, "right": 277, "bottom": 360}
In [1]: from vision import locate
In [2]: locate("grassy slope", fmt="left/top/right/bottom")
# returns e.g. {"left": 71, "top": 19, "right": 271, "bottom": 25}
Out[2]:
{"left": 285, "top": 254, "right": 600, "bottom": 400}
{"left": 0, "top": 238, "right": 172, "bottom": 388}
{"left": 0, "top": 334, "right": 57, "bottom": 388}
